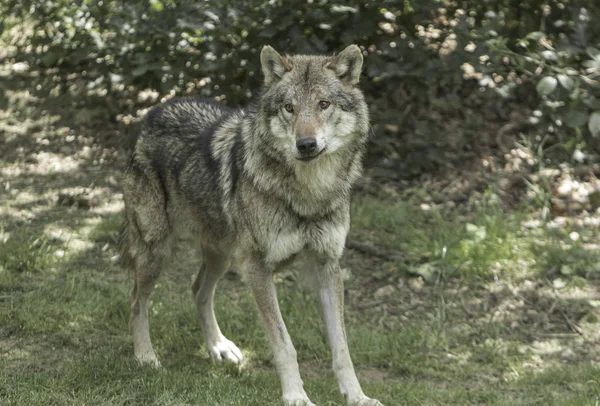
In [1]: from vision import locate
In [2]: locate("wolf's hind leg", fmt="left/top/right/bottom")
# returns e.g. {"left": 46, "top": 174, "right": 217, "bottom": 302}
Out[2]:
{"left": 122, "top": 208, "right": 170, "bottom": 368}
{"left": 192, "top": 250, "right": 242, "bottom": 364}
{"left": 121, "top": 156, "right": 172, "bottom": 368}
{"left": 129, "top": 253, "right": 164, "bottom": 368}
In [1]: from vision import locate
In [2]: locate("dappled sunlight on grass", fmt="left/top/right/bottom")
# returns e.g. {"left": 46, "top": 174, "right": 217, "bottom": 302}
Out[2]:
{"left": 1, "top": 151, "right": 81, "bottom": 177}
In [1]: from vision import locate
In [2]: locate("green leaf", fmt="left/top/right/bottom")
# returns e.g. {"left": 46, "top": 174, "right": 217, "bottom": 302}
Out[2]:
{"left": 583, "top": 59, "right": 600, "bottom": 72}
{"left": 540, "top": 50, "right": 557, "bottom": 61}
{"left": 536, "top": 76, "right": 557, "bottom": 96}
{"left": 41, "top": 50, "right": 60, "bottom": 67}
{"left": 588, "top": 111, "right": 600, "bottom": 137}
{"left": 557, "top": 74, "right": 574, "bottom": 91}
{"left": 408, "top": 263, "right": 439, "bottom": 284}
{"left": 132, "top": 65, "right": 148, "bottom": 77}
{"left": 526, "top": 31, "right": 545, "bottom": 41}
{"left": 150, "top": 0, "right": 164, "bottom": 12}
{"left": 564, "top": 109, "right": 589, "bottom": 128}
{"left": 176, "top": 18, "right": 203, "bottom": 31}
{"left": 586, "top": 47, "right": 600, "bottom": 60}
{"left": 583, "top": 97, "right": 600, "bottom": 110}
{"left": 559, "top": 266, "right": 573, "bottom": 276}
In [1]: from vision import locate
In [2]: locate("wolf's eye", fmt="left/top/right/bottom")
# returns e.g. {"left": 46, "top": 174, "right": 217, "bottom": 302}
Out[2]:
{"left": 318, "top": 100, "right": 330, "bottom": 110}
{"left": 284, "top": 104, "right": 294, "bottom": 113}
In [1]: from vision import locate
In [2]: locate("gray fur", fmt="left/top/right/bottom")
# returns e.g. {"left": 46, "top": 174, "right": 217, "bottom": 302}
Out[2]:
{"left": 120, "top": 45, "right": 383, "bottom": 406}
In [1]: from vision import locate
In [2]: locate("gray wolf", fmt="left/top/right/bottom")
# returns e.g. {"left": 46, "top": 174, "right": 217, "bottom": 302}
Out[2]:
{"left": 120, "top": 44, "right": 383, "bottom": 406}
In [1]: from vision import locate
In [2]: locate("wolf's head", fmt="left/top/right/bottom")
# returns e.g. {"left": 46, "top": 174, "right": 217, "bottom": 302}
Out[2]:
{"left": 257, "top": 45, "right": 369, "bottom": 164}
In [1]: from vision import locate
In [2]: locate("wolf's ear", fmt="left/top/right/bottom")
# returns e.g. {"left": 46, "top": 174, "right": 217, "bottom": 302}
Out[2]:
{"left": 260, "top": 45, "right": 292, "bottom": 86}
{"left": 326, "top": 44, "right": 363, "bottom": 86}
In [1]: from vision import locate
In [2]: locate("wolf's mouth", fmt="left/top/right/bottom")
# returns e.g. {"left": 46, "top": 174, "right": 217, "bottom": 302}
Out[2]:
{"left": 296, "top": 148, "right": 326, "bottom": 162}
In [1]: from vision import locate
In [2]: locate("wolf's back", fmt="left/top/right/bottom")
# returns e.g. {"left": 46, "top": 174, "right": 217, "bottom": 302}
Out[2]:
{"left": 131, "top": 98, "right": 235, "bottom": 180}
{"left": 142, "top": 97, "right": 233, "bottom": 142}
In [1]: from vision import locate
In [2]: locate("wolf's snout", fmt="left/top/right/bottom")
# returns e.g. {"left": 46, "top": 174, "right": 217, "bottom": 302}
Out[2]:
{"left": 296, "top": 137, "right": 317, "bottom": 155}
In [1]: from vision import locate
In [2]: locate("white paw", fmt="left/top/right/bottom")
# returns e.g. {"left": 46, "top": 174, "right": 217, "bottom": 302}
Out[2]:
{"left": 135, "top": 350, "right": 161, "bottom": 368}
{"left": 348, "top": 396, "right": 384, "bottom": 406}
{"left": 207, "top": 336, "right": 243, "bottom": 364}
{"left": 283, "top": 395, "right": 317, "bottom": 406}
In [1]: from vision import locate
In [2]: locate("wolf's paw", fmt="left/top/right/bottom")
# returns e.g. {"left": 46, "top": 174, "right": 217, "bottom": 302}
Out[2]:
{"left": 283, "top": 395, "right": 317, "bottom": 406}
{"left": 207, "top": 336, "right": 243, "bottom": 364}
{"left": 135, "top": 350, "right": 161, "bottom": 368}
{"left": 347, "top": 396, "right": 384, "bottom": 406}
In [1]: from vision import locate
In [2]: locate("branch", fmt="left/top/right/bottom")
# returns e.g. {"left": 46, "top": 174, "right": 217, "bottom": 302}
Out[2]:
{"left": 346, "top": 239, "right": 402, "bottom": 261}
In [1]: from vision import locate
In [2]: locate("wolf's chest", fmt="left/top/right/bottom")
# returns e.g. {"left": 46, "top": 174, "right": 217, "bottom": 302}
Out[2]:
{"left": 262, "top": 220, "right": 348, "bottom": 265}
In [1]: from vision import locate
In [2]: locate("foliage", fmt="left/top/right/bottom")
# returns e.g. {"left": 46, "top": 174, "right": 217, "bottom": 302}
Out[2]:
{"left": 476, "top": 1, "right": 600, "bottom": 160}
{"left": 1, "top": 0, "right": 600, "bottom": 172}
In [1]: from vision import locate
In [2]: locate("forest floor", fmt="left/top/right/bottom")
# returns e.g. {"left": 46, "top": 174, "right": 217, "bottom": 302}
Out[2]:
{"left": 1, "top": 58, "right": 600, "bottom": 405}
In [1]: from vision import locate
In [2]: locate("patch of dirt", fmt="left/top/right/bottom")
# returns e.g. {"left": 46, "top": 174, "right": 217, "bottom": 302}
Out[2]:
{"left": 0, "top": 336, "right": 75, "bottom": 374}
{"left": 357, "top": 367, "right": 390, "bottom": 383}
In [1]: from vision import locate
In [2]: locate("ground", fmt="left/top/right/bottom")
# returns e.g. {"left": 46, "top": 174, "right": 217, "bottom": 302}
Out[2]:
{"left": 1, "top": 59, "right": 600, "bottom": 406}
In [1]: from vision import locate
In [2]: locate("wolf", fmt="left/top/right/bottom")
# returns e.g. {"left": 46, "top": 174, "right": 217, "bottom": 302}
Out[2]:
{"left": 119, "top": 44, "right": 383, "bottom": 406}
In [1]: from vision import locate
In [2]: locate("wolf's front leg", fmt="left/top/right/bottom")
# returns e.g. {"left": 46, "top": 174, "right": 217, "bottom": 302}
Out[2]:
{"left": 246, "top": 259, "right": 316, "bottom": 406}
{"left": 317, "top": 261, "right": 384, "bottom": 406}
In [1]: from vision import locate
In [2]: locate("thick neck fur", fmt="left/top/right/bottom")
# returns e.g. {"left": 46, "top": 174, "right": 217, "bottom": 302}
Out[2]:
{"left": 239, "top": 110, "right": 365, "bottom": 218}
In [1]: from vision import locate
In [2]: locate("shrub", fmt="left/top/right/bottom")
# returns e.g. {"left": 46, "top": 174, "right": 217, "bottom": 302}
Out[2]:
{"left": 2, "top": 1, "right": 599, "bottom": 173}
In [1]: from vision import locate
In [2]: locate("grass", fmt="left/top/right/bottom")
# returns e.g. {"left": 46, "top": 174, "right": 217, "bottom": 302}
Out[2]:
{"left": 351, "top": 190, "right": 600, "bottom": 282}
{"left": 351, "top": 191, "right": 535, "bottom": 282}
{"left": 2, "top": 192, "right": 600, "bottom": 405}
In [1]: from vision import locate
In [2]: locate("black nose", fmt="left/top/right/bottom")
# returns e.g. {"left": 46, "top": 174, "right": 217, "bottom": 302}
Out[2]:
{"left": 296, "top": 137, "right": 317, "bottom": 155}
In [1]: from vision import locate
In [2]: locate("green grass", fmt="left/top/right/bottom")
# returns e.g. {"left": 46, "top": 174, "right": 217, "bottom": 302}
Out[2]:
{"left": 2, "top": 194, "right": 600, "bottom": 405}
{"left": 350, "top": 190, "right": 600, "bottom": 283}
